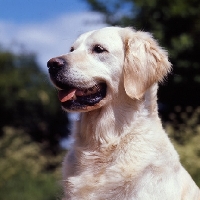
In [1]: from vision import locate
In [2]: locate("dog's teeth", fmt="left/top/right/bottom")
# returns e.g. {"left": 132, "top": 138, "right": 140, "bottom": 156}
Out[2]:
{"left": 75, "top": 85, "right": 100, "bottom": 97}
{"left": 71, "top": 95, "right": 77, "bottom": 100}
{"left": 93, "top": 87, "right": 98, "bottom": 93}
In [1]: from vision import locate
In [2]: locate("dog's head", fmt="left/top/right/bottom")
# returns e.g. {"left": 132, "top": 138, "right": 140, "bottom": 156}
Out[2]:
{"left": 47, "top": 27, "right": 171, "bottom": 112}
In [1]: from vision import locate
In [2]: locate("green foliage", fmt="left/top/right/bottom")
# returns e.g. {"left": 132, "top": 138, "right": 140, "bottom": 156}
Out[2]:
{"left": 0, "top": 127, "right": 64, "bottom": 200}
{"left": 1, "top": 172, "right": 61, "bottom": 200}
{"left": 0, "top": 49, "right": 69, "bottom": 154}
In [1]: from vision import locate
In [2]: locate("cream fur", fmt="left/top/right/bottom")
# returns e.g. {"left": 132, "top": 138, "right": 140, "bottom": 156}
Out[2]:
{"left": 49, "top": 27, "right": 200, "bottom": 200}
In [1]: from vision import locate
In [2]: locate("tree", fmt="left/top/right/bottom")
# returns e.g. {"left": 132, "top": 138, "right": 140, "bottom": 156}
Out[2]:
{"left": 0, "top": 48, "right": 69, "bottom": 155}
{"left": 86, "top": 0, "right": 200, "bottom": 116}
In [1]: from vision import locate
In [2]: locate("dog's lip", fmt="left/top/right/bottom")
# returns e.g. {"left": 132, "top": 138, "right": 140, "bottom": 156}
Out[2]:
{"left": 58, "top": 83, "right": 107, "bottom": 110}
{"left": 57, "top": 83, "right": 106, "bottom": 103}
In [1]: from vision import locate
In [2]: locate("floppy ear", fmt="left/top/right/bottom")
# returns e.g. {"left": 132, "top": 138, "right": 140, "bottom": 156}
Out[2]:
{"left": 123, "top": 29, "right": 171, "bottom": 100}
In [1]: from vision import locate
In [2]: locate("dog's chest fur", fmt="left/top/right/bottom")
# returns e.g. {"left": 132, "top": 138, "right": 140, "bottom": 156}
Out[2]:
{"left": 62, "top": 105, "right": 182, "bottom": 200}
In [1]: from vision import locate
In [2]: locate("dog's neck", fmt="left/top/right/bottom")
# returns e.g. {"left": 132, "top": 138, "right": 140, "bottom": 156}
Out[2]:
{"left": 74, "top": 84, "right": 160, "bottom": 149}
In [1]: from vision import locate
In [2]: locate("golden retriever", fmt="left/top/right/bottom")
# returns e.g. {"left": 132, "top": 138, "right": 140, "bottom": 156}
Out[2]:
{"left": 47, "top": 27, "right": 200, "bottom": 200}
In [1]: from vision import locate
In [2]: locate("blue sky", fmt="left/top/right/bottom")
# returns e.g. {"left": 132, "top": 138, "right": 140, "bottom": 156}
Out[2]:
{"left": 0, "top": 0, "right": 89, "bottom": 24}
{"left": 0, "top": 0, "right": 107, "bottom": 71}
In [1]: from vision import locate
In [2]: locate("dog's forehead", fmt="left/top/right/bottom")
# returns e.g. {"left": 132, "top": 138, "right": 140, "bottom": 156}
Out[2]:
{"left": 75, "top": 30, "right": 95, "bottom": 43}
{"left": 74, "top": 27, "right": 123, "bottom": 49}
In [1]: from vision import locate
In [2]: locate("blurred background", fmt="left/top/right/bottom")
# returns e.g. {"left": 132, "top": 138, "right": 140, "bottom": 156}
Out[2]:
{"left": 0, "top": 0, "right": 200, "bottom": 199}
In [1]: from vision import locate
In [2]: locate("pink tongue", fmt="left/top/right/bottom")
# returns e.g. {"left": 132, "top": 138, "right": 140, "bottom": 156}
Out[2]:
{"left": 58, "top": 89, "right": 76, "bottom": 102}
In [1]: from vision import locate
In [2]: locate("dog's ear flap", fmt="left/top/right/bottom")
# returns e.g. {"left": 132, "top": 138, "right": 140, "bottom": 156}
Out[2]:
{"left": 123, "top": 30, "right": 171, "bottom": 100}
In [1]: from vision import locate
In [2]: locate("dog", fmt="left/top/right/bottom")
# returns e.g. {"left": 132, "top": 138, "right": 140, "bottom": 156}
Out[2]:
{"left": 47, "top": 27, "right": 200, "bottom": 200}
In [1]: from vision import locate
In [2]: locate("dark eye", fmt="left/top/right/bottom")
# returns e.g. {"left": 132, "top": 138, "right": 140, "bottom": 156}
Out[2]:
{"left": 70, "top": 47, "right": 74, "bottom": 52}
{"left": 93, "top": 45, "right": 107, "bottom": 53}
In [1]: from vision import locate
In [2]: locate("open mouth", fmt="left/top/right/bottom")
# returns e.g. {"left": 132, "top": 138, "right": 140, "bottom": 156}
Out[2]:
{"left": 57, "top": 83, "right": 107, "bottom": 110}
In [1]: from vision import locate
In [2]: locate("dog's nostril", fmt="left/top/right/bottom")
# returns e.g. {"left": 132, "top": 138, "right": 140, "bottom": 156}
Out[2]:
{"left": 47, "top": 57, "right": 66, "bottom": 69}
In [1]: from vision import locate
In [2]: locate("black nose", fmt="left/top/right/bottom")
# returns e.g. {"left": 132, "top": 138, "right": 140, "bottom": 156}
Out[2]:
{"left": 47, "top": 57, "right": 66, "bottom": 70}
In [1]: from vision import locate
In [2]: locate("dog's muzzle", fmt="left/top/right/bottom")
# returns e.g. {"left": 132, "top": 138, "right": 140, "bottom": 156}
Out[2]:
{"left": 47, "top": 57, "right": 107, "bottom": 111}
